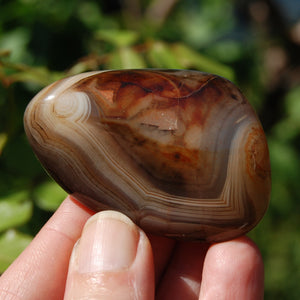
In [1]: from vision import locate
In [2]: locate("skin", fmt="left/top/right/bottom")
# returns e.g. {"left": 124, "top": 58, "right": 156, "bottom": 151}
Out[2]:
{"left": 0, "top": 196, "right": 264, "bottom": 299}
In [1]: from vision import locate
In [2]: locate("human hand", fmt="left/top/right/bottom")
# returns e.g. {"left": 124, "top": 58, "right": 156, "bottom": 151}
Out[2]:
{"left": 0, "top": 196, "right": 264, "bottom": 299}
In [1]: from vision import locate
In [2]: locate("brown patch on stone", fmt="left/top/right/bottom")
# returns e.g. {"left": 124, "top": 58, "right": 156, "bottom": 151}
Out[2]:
{"left": 245, "top": 126, "right": 271, "bottom": 180}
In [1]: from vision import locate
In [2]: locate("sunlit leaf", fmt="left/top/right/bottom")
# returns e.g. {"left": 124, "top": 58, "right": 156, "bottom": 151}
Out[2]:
{"left": 7, "top": 66, "right": 63, "bottom": 87}
{"left": 67, "top": 55, "right": 105, "bottom": 75}
{"left": 108, "top": 47, "right": 146, "bottom": 69}
{"left": 77, "top": 2, "right": 103, "bottom": 30}
{"left": 0, "top": 191, "right": 32, "bottom": 232}
{"left": 147, "top": 41, "right": 183, "bottom": 69}
{"left": 0, "top": 28, "right": 31, "bottom": 63}
{"left": 172, "top": 43, "right": 235, "bottom": 80}
{"left": 33, "top": 180, "right": 67, "bottom": 211}
{"left": 0, "top": 230, "right": 32, "bottom": 273}
{"left": 96, "top": 29, "right": 139, "bottom": 47}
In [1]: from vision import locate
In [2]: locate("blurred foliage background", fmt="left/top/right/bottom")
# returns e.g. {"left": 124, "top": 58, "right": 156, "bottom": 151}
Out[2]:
{"left": 0, "top": 0, "right": 300, "bottom": 298}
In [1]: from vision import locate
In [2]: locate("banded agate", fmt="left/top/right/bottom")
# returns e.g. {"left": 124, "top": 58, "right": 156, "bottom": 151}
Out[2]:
{"left": 24, "top": 70, "right": 271, "bottom": 242}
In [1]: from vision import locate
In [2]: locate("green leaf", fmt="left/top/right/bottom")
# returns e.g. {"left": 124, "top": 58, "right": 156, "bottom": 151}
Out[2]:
{"left": 269, "top": 138, "right": 300, "bottom": 182}
{"left": 0, "top": 28, "right": 31, "bottom": 63}
{"left": 33, "top": 180, "right": 67, "bottom": 211}
{"left": 147, "top": 41, "right": 183, "bottom": 69}
{"left": 207, "top": 40, "right": 243, "bottom": 63}
{"left": 77, "top": 2, "right": 103, "bottom": 30}
{"left": 67, "top": 57, "right": 102, "bottom": 75}
{"left": 172, "top": 43, "right": 235, "bottom": 81}
{"left": 108, "top": 47, "right": 146, "bottom": 69}
{"left": 0, "top": 230, "right": 32, "bottom": 273}
{"left": 272, "top": 119, "right": 299, "bottom": 142}
{"left": 7, "top": 66, "right": 63, "bottom": 87}
{"left": 96, "top": 29, "right": 139, "bottom": 47}
{"left": 271, "top": 87, "right": 300, "bottom": 142}
{"left": 0, "top": 191, "right": 32, "bottom": 232}
{"left": 286, "top": 86, "right": 300, "bottom": 126}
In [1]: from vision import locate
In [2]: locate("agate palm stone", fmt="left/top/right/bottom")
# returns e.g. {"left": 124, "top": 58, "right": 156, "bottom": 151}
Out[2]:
{"left": 24, "top": 70, "right": 271, "bottom": 242}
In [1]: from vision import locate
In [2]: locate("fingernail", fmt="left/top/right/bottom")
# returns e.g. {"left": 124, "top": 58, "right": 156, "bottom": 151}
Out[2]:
{"left": 77, "top": 211, "right": 139, "bottom": 273}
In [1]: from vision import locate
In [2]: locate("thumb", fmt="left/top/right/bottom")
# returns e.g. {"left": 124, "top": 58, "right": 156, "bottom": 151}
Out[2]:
{"left": 64, "top": 210, "right": 155, "bottom": 300}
